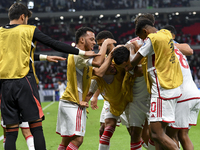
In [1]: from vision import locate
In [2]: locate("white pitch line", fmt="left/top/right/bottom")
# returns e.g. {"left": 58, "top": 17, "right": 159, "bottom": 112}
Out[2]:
{"left": 0, "top": 135, "right": 3, "bottom": 141}
{"left": 42, "top": 101, "right": 55, "bottom": 110}
{"left": 0, "top": 101, "right": 56, "bottom": 141}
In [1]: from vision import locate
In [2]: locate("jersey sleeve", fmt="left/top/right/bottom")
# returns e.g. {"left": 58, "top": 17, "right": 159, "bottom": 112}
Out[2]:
{"left": 138, "top": 38, "right": 154, "bottom": 57}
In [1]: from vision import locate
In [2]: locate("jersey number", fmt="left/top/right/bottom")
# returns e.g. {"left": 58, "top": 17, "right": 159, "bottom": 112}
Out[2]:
{"left": 151, "top": 102, "right": 156, "bottom": 112}
{"left": 174, "top": 48, "right": 189, "bottom": 69}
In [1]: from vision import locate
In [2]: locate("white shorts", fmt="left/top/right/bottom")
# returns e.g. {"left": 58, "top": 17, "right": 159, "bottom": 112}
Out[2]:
{"left": 128, "top": 98, "right": 150, "bottom": 128}
{"left": 56, "top": 100, "right": 87, "bottom": 137}
{"left": 189, "top": 99, "right": 200, "bottom": 126}
{"left": 120, "top": 108, "right": 129, "bottom": 127}
{"left": 169, "top": 99, "right": 200, "bottom": 128}
{"left": 1, "top": 118, "right": 29, "bottom": 129}
{"left": 100, "top": 101, "right": 121, "bottom": 126}
{"left": 149, "top": 97, "right": 177, "bottom": 123}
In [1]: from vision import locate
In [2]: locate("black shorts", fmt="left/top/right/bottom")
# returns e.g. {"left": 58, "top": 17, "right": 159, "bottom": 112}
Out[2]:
{"left": 1, "top": 72, "right": 44, "bottom": 125}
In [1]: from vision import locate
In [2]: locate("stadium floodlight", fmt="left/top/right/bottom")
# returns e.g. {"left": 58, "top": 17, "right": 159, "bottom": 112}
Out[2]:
{"left": 79, "top": 15, "right": 83, "bottom": 19}
{"left": 27, "top": 1, "right": 34, "bottom": 9}
{"left": 35, "top": 17, "right": 40, "bottom": 21}
{"left": 155, "top": 12, "right": 159, "bottom": 16}
{"left": 71, "top": 42, "right": 76, "bottom": 47}
{"left": 99, "top": 14, "right": 104, "bottom": 19}
{"left": 115, "top": 14, "right": 120, "bottom": 18}
{"left": 175, "top": 12, "right": 179, "bottom": 15}
{"left": 193, "top": 12, "right": 196, "bottom": 15}
{"left": 60, "top": 16, "right": 64, "bottom": 20}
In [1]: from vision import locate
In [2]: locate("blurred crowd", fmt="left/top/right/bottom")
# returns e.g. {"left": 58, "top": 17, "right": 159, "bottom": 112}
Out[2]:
{"left": 0, "top": 0, "right": 191, "bottom": 13}
{"left": 34, "top": 20, "right": 200, "bottom": 89}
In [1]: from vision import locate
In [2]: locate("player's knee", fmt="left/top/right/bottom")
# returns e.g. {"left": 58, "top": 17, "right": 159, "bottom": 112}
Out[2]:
{"left": 99, "top": 125, "right": 105, "bottom": 136}
{"left": 75, "top": 136, "right": 84, "bottom": 146}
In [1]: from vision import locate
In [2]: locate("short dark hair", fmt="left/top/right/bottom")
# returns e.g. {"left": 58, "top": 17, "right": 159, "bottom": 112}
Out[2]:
{"left": 135, "top": 13, "right": 155, "bottom": 25}
{"left": 135, "top": 19, "right": 154, "bottom": 35}
{"left": 162, "top": 25, "right": 177, "bottom": 35}
{"left": 96, "top": 30, "right": 114, "bottom": 41}
{"left": 113, "top": 46, "right": 130, "bottom": 65}
{"left": 75, "top": 27, "right": 95, "bottom": 44}
{"left": 8, "top": 3, "right": 32, "bottom": 21}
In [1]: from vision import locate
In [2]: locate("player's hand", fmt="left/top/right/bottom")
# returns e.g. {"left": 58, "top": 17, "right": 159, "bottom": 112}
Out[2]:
{"left": 79, "top": 101, "right": 89, "bottom": 108}
{"left": 84, "top": 51, "right": 101, "bottom": 57}
{"left": 47, "top": 56, "right": 66, "bottom": 63}
{"left": 103, "top": 38, "right": 117, "bottom": 45}
{"left": 91, "top": 99, "right": 99, "bottom": 110}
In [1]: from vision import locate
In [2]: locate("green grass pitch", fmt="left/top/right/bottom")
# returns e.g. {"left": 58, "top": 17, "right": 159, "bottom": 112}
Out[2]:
{"left": 0, "top": 100, "right": 200, "bottom": 150}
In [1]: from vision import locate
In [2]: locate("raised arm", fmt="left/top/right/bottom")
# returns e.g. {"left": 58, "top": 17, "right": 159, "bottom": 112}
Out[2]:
{"left": 93, "top": 51, "right": 113, "bottom": 77}
{"left": 33, "top": 28, "right": 100, "bottom": 57}
{"left": 174, "top": 43, "right": 193, "bottom": 56}
{"left": 92, "top": 38, "right": 116, "bottom": 67}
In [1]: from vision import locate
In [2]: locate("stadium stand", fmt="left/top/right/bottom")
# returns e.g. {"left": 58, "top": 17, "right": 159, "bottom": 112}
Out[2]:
{"left": 0, "top": 0, "right": 200, "bottom": 92}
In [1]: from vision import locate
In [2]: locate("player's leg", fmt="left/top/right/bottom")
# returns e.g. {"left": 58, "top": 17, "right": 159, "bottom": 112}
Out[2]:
{"left": 99, "top": 101, "right": 108, "bottom": 138}
{"left": 1, "top": 119, "right": 6, "bottom": 149}
{"left": 166, "top": 127, "right": 179, "bottom": 148}
{"left": 56, "top": 101, "right": 86, "bottom": 150}
{"left": 142, "top": 118, "right": 149, "bottom": 145}
{"left": 150, "top": 121, "right": 178, "bottom": 150}
{"left": 5, "top": 124, "right": 19, "bottom": 150}
{"left": 99, "top": 118, "right": 117, "bottom": 150}
{"left": 29, "top": 119, "right": 46, "bottom": 150}
{"left": 149, "top": 98, "right": 179, "bottom": 150}
{"left": 20, "top": 122, "right": 35, "bottom": 150}
{"left": 178, "top": 129, "right": 193, "bottom": 150}
{"left": 129, "top": 99, "right": 150, "bottom": 150}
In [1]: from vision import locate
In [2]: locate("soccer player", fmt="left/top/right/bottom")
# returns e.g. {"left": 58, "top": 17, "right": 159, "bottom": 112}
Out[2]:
{"left": 56, "top": 27, "right": 116, "bottom": 150}
{"left": 114, "top": 19, "right": 183, "bottom": 150}
{"left": 1, "top": 53, "right": 66, "bottom": 150}
{"left": 0, "top": 3, "right": 99, "bottom": 150}
{"left": 91, "top": 30, "right": 120, "bottom": 138}
{"left": 163, "top": 25, "right": 200, "bottom": 150}
{"left": 85, "top": 47, "right": 136, "bottom": 150}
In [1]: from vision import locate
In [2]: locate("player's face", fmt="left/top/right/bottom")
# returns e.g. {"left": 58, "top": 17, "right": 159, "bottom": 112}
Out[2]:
{"left": 84, "top": 31, "right": 96, "bottom": 51}
{"left": 97, "top": 39, "right": 105, "bottom": 50}
{"left": 105, "top": 63, "right": 117, "bottom": 75}
{"left": 118, "top": 59, "right": 133, "bottom": 72}
{"left": 137, "top": 29, "right": 148, "bottom": 40}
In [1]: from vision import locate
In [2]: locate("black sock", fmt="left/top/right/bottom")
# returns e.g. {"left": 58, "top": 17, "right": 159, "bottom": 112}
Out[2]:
{"left": 30, "top": 125, "right": 46, "bottom": 150}
{"left": 5, "top": 131, "right": 18, "bottom": 150}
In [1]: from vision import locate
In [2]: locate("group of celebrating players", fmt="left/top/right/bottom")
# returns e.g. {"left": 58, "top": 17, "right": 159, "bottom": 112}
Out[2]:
{"left": 0, "top": 2, "right": 199, "bottom": 150}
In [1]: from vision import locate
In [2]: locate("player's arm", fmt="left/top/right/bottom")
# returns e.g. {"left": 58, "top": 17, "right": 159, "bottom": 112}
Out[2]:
{"left": 34, "top": 54, "right": 66, "bottom": 62}
{"left": 83, "top": 79, "right": 99, "bottom": 109}
{"left": 174, "top": 43, "right": 193, "bottom": 56}
{"left": 93, "top": 50, "right": 113, "bottom": 77}
{"left": 130, "top": 39, "right": 152, "bottom": 67}
{"left": 92, "top": 38, "right": 116, "bottom": 67}
{"left": 33, "top": 28, "right": 99, "bottom": 57}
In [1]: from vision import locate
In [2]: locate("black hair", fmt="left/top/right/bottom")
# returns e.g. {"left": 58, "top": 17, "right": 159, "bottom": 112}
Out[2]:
{"left": 162, "top": 25, "right": 177, "bottom": 35}
{"left": 135, "top": 13, "right": 155, "bottom": 25}
{"left": 135, "top": 18, "right": 154, "bottom": 35}
{"left": 8, "top": 3, "right": 32, "bottom": 21}
{"left": 75, "top": 27, "right": 95, "bottom": 44}
{"left": 113, "top": 46, "right": 130, "bottom": 65}
{"left": 96, "top": 30, "right": 114, "bottom": 41}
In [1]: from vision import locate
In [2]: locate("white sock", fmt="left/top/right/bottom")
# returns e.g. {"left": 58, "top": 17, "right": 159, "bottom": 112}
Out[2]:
{"left": 26, "top": 135, "right": 35, "bottom": 150}
{"left": 148, "top": 139, "right": 155, "bottom": 150}
{"left": 98, "top": 143, "right": 110, "bottom": 150}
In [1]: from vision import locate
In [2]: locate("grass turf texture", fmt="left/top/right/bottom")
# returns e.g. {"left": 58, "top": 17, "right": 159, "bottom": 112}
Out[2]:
{"left": 0, "top": 100, "right": 200, "bottom": 150}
